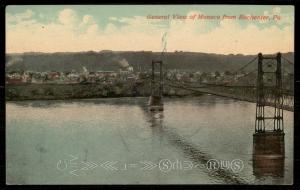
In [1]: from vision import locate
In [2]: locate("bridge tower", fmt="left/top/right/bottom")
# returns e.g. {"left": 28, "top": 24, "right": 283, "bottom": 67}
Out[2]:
{"left": 253, "top": 53, "right": 285, "bottom": 175}
{"left": 255, "top": 52, "right": 284, "bottom": 133}
{"left": 148, "top": 60, "right": 163, "bottom": 111}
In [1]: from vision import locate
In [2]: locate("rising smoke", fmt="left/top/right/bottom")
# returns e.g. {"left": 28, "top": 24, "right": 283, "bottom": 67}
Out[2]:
{"left": 6, "top": 57, "right": 23, "bottom": 67}
{"left": 161, "top": 32, "right": 168, "bottom": 54}
{"left": 118, "top": 58, "right": 129, "bottom": 68}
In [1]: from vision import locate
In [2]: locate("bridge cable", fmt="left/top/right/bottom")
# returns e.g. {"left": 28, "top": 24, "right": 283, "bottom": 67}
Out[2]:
{"left": 281, "top": 57, "right": 293, "bottom": 75}
{"left": 282, "top": 55, "right": 294, "bottom": 66}
{"left": 231, "top": 56, "right": 258, "bottom": 74}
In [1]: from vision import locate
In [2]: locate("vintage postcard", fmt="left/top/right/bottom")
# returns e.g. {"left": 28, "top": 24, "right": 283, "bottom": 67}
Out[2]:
{"left": 5, "top": 5, "right": 294, "bottom": 185}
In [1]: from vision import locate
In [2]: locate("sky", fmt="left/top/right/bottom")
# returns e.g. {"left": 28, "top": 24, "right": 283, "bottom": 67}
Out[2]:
{"left": 6, "top": 5, "right": 294, "bottom": 54}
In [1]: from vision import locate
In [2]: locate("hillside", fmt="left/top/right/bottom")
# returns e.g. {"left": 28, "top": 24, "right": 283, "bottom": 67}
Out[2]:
{"left": 5, "top": 51, "right": 294, "bottom": 73}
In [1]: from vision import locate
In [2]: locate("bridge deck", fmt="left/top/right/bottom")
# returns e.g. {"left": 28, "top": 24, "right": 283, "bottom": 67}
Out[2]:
{"left": 165, "top": 83, "right": 294, "bottom": 112}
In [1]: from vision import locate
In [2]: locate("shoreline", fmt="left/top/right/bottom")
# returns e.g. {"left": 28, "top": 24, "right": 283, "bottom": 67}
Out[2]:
{"left": 5, "top": 93, "right": 204, "bottom": 102}
{"left": 5, "top": 94, "right": 204, "bottom": 102}
{"left": 6, "top": 96, "right": 147, "bottom": 102}
{"left": 5, "top": 83, "right": 202, "bottom": 101}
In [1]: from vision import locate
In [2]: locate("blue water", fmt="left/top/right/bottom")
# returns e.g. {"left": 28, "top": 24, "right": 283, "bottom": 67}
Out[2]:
{"left": 6, "top": 95, "right": 293, "bottom": 184}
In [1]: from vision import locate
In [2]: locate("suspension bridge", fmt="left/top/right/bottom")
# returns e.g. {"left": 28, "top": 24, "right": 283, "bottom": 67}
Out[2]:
{"left": 147, "top": 52, "right": 293, "bottom": 135}
{"left": 146, "top": 52, "right": 293, "bottom": 175}
{"left": 151, "top": 54, "right": 294, "bottom": 111}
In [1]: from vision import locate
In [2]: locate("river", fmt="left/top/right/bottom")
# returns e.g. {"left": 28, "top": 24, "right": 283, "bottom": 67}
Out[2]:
{"left": 6, "top": 95, "right": 293, "bottom": 184}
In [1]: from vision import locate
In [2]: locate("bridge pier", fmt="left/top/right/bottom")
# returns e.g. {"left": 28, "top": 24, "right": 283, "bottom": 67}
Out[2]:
{"left": 148, "top": 60, "right": 164, "bottom": 111}
{"left": 148, "top": 95, "right": 163, "bottom": 111}
{"left": 253, "top": 131, "right": 285, "bottom": 178}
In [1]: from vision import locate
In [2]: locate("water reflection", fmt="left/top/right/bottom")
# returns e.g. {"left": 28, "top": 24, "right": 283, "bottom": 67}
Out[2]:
{"left": 144, "top": 110, "right": 164, "bottom": 149}
{"left": 143, "top": 109, "right": 247, "bottom": 184}
{"left": 146, "top": 110, "right": 164, "bottom": 128}
{"left": 253, "top": 131, "right": 285, "bottom": 179}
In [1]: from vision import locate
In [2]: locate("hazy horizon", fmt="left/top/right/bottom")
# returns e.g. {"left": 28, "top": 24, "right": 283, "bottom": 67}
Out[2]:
{"left": 5, "top": 50, "right": 295, "bottom": 56}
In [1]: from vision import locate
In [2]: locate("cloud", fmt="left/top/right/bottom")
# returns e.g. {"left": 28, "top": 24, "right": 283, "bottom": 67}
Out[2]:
{"left": 58, "top": 8, "right": 78, "bottom": 25}
{"left": 272, "top": 7, "right": 281, "bottom": 15}
{"left": 261, "top": 6, "right": 294, "bottom": 25}
{"left": 6, "top": 9, "right": 35, "bottom": 23}
{"left": 39, "top": 13, "right": 44, "bottom": 19}
{"left": 109, "top": 17, "right": 118, "bottom": 21}
{"left": 6, "top": 8, "right": 294, "bottom": 54}
{"left": 104, "top": 23, "right": 117, "bottom": 34}
{"left": 259, "top": 10, "right": 269, "bottom": 24}
{"left": 82, "top": 15, "right": 96, "bottom": 25}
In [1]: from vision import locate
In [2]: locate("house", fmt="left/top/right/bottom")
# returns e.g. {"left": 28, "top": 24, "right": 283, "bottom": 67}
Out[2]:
{"left": 6, "top": 73, "right": 23, "bottom": 84}
{"left": 48, "top": 72, "right": 60, "bottom": 80}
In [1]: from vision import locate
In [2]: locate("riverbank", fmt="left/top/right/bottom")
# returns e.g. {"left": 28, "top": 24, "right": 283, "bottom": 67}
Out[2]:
{"left": 6, "top": 83, "right": 202, "bottom": 101}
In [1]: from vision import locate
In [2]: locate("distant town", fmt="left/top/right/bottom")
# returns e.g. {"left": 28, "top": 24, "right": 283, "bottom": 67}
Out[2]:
{"left": 5, "top": 56, "right": 294, "bottom": 101}
{"left": 5, "top": 67, "right": 259, "bottom": 85}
